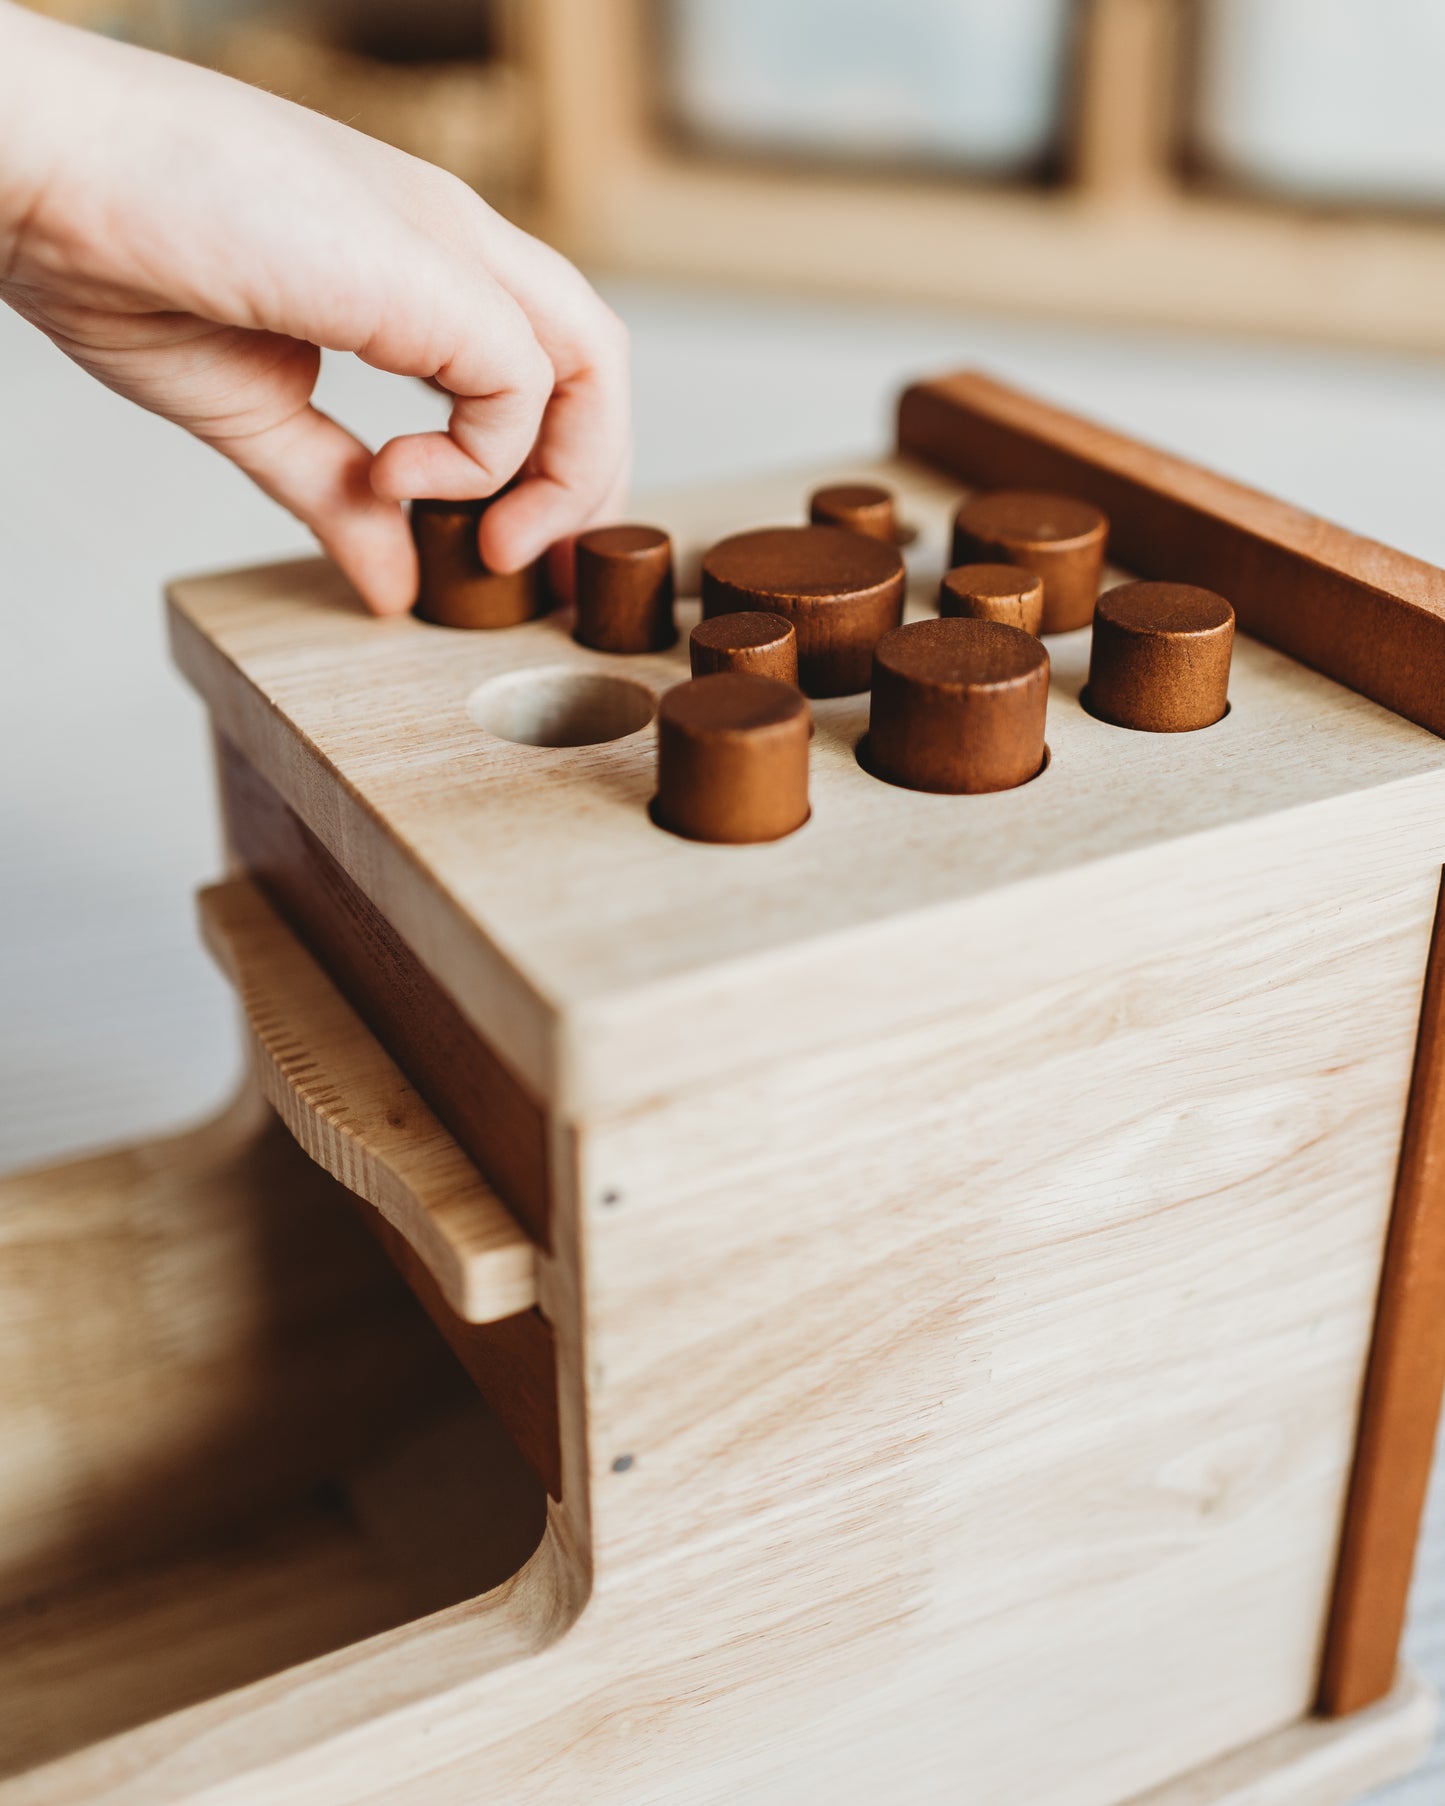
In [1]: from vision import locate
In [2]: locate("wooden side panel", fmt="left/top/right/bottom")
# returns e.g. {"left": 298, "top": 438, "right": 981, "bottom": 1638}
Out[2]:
{"left": 897, "top": 369, "right": 1445, "bottom": 737}
{"left": 1320, "top": 871, "right": 1445, "bottom": 1714}
{"left": 217, "top": 738, "right": 553, "bottom": 1249}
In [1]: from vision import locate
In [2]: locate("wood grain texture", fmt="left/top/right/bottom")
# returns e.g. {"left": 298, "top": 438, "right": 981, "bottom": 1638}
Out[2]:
{"left": 1321, "top": 874, "right": 1445, "bottom": 1716}
{"left": 21, "top": 420, "right": 1441, "bottom": 1803}
{"left": 169, "top": 451, "right": 1445, "bottom": 1120}
{"left": 198, "top": 877, "right": 537, "bottom": 1325}
{"left": 1134, "top": 1669, "right": 1433, "bottom": 1806}
{"left": 217, "top": 738, "right": 552, "bottom": 1245}
{"left": 898, "top": 369, "right": 1445, "bottom": 737}
{"left": 0, "top": 1101, "right": 470, "bottom": 1620}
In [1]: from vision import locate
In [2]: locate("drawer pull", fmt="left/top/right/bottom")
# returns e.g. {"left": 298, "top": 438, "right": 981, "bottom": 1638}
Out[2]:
{"left": 198, "top": 878, "right": 537, "bottom": 1324}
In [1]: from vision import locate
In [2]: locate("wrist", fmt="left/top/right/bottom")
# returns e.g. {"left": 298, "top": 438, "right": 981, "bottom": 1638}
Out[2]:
{"left": 0, "top": 3, "right": 118, "bottom": 287}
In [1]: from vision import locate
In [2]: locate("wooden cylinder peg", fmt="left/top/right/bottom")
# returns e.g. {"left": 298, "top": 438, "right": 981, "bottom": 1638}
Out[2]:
{"left": 867, "top": 618, "right": 1049, "bottom": 795}
{"left": 411, "top": 497, "right": 545, "bottom": 629}
{"left": 1085, "top": 582, "right": 1235, "bottom": 732}
{"left": 574, "top": 524, "right": 676, "bottom": 654}
{"left": 653, "top": 674, "right": 811, "bottom": 844}
{"left": 951, "top": 490, "right": 1108, "bottom": 634}
{"left": 701, "top": 525, "right": 906, "bottom": 698}
{"left": 939, "top": 563, "right": 1045, "bottom": 637}
{"left": 690, "top": 611, "right": 798, "bottom": 684}
{"left": 809, "top": 482, "right": 897, "bottom": 544}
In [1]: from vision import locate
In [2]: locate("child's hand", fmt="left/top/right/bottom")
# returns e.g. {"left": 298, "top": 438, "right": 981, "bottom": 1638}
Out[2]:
{"left": 0, "top": 2, "right": 629, "bottom": 612}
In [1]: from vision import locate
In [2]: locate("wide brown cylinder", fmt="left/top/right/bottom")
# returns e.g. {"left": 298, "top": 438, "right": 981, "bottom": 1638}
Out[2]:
{"left": 809, "top": 482, "right": 897, "bottom": 544}
{"left": 1086, "top": 581, "right": 1235, "bottom": 732}
{"left": 690, "top": 611, "right": 798, "bottom": 684}
{"left": 868, "top": 618, "right": 1049, "bottom": 795}
{"left": 653, "top": 674, "right": 810, "bottom": 844}
{"left": 574, "top": 524, "right": 676, "bottom": 654}
{"left": 701, "top": 525, "right": 905, "bottom": 698}
{"left": 411, "top": 497, "right": 545, "bottom": 629}
{"left": 951, "top": 490, "right": 1108, "bottom": 634}
{"left": 939, "top": 563, "right": 1045, "bottom": 636}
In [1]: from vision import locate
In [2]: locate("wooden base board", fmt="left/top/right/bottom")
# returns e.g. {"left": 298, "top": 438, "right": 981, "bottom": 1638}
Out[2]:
{"left": 1135, "top": 1670, "right": 1435, "bottom": 1806}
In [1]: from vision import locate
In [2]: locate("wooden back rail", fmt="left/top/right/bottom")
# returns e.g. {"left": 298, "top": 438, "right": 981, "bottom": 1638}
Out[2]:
{"left": 898, "top": 370, "right": 1445, "bottom": 737}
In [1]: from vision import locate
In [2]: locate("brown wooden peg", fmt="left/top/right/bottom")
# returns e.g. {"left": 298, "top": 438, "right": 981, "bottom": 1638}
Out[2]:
{"left": 809, "top": 482, "right": 897, "bottom": 544}
{"left": 653, "top": 674, "right": 810, "bottom": 844}
{"left": 411, "top": 497, "right": 546, "bottom": 629}
{"left": 1085, "top": 581, "right": 1234, "bottom": 732}
{"left": 701, "top": 525, "right": 905, "bottom": 698}
{"left": 689, "top": 612, "right": 799, "bottom": 684}
{"left": 951, "top": 490, "right": 1108, "bottom": 634}
{"left": 574, "top": 524, "right": 677, "bottom": 654}
{"left": 867, "top": 618, "right": 1049, "bottom": 795}
{"left": 939, "top": 563, "right": 1046, "bottom": 637}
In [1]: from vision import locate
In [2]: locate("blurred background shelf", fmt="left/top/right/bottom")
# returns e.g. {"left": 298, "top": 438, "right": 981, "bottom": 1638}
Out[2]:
{"left": 21, "top": 0, "right": 1445, "bottom": 351}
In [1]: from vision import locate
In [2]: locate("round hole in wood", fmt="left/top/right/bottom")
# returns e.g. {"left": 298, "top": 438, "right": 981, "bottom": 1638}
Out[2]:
{"left": 467, "top": 667, "right": 657, "bottom": 747}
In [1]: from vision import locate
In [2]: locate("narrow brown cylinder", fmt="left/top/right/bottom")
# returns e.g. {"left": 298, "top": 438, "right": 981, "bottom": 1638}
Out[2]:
{"left": 653, "top": 675, "right": 810, "bottom": 844}
{"left": 939, "top": 563, "right": 1045, "bottom": 636}
{"left": 411, "top": 498, "right": 545, "bottom": 629}
{"left": 574, "top": 524, "right": 676, "bottom": 654}
{"left": 951, "top": 490, "right": 1108, "bottom": 634}
{"left": 701, "top": 525, "right": 905, "bottom": 698}
{"left": 809, "top": 482, "right": 897, "bottom": 544}
{"left": 1086, "top": 582, "right": 1234, "bottom": 732}
{"left": 868, "top": 618, "right": 1049, "bottom": 795}
{"left": 689, "top": 612, "right": 798, "bottom": 684}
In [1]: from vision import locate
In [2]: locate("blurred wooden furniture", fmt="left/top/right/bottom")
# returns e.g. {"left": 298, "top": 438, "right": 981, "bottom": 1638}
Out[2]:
{"left": 525, "top": 0, "right": 1445, "bottom": 353}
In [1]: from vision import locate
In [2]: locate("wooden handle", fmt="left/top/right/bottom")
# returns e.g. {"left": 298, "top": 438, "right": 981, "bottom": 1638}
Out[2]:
{"left": 198, "top": 878, "right": 537, "bottom": 1325}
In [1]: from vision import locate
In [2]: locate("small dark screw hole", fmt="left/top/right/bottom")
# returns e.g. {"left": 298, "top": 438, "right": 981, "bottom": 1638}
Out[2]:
{"left": 612, "top": 1454, "right": 635, "bottom": 1473}
{"left": 601, "top": 1189, "right": 622, "bottom": 1208}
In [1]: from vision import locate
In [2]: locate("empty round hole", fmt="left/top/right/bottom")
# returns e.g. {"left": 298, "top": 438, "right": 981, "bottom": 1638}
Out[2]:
{"left": 467, "top": 667, "right": 657, "bottom": 747}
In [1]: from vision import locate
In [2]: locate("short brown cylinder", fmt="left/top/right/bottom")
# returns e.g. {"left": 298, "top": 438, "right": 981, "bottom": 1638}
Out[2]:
{"left": 939, "top": 563, "right": 1046, "bottom": 637}
{"left": 411, "top": 498, "right": 545, "bottom": 629}
{"left": 1086, "top": 581, "right": 1235, "bottom": 733}
{"left": 951, "top": 490, "right": 1108, "bottom": 634}
{"left": 653, "top": 674, "right": 810, "bottom": 844}
{"left": 868, "top": 618, "right": 1049, "bottom": 795}
{"left": 809, "top": 482, "right": 897, "bottom": 544}
{"left": 701, "top": 525, "right": 906, "bottom": 699}
{"left": 690, "top": 611, "right": 799, "bottom": 684}
{"left": 574, "top": 524, "right": 676, "bottom": 654}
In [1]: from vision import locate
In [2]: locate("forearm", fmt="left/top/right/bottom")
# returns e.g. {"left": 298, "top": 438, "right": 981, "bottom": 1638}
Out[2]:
{"left": 0, "top": 3, "right": 77, "bottom": 279}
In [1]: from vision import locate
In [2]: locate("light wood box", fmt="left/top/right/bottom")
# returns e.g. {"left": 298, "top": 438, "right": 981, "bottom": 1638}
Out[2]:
{"left": 5, "top": 373, "right": 1445, "bottom": 1803}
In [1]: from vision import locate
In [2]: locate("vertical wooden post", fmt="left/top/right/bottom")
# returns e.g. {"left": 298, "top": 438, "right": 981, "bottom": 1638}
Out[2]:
{"left": 1320, "top": 871, "right": 1445, "bottom": 1714}
{"left": 1072, "top": 0, "right": 1182, "bottom": 204}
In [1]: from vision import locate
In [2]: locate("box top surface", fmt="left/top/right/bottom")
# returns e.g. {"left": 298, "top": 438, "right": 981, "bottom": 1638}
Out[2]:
{"left": 170, "top": 451, "right": 1445, "bottom": 1113}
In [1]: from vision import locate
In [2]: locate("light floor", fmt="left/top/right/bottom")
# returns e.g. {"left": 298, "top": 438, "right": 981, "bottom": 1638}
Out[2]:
{"left": 1, "top": 277, "right": 1443, "bottom": 1802}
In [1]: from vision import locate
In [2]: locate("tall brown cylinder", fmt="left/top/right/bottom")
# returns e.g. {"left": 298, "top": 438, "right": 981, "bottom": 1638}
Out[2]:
{"left": 574, "top": 524, "right": 676, "bottom": 654}
{"left": 868, "top": 618, "right": 1049, "bottom": 795}
{"left": 1086, "top": 582, "right": 1234, "bottom": 732}
{"left": 809, "top": 482, "right": 897, "bottom": 544}
{"left": 689, "top": 612, "right": 799, "bottom": 684}
{"left": 653, "top": 674, "right": 811, "bottom": 844}
{"left": 411, "top": 497, "right": 545, "bottom": 629}
{"left": 951, "top": 491, "right": 1108, "bottom": 634}
{"left": 701, "top": 525, "right": 905, "bottom": 698}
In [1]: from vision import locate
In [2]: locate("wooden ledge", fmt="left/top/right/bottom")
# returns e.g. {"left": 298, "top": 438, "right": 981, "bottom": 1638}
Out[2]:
{"left": 198, "top": 879, "right": 537, "bottom": 1325}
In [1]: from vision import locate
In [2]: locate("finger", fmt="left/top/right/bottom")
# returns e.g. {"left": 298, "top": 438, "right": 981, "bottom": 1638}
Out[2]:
{"left": 544, "top": 460, "right": 632, "bottom": 605}
{"left": 480, "top": 364, "right": 632, "bottom": 573}
{"left": 363, "top": 264, "right": 554, "bottom": 505}
{"left": 205, "top": 401, "right": 418, "bottom": 614}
